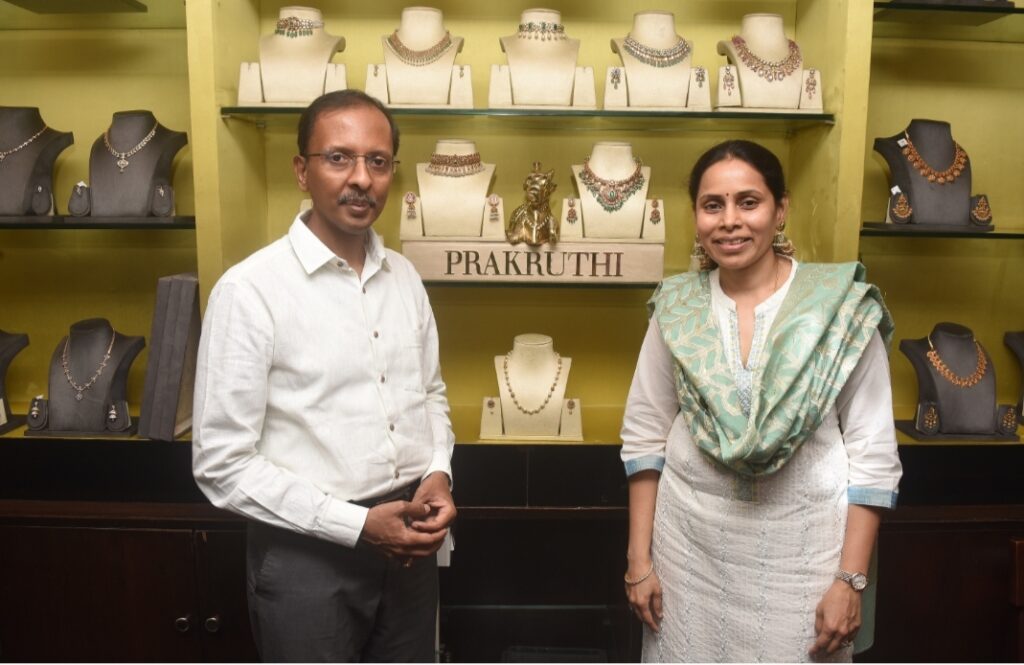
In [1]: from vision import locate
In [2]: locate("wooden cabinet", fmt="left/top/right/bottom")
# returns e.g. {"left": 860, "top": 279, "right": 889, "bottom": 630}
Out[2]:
{"left": 0, "top": 501, "right": 257, "bottom": 663}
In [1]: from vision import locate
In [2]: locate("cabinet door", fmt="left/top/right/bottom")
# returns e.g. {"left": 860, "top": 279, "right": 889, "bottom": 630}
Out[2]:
{"left": 194, "top": 529, "right": 259, "bottom": 662}
{"left": 0, "top": 525, "right": 201, "bottom": 662}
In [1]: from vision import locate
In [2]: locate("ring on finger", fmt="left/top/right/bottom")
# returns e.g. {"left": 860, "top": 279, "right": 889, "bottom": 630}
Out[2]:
{"left": 840, "top": 639, "right": 853, "bottom": 648}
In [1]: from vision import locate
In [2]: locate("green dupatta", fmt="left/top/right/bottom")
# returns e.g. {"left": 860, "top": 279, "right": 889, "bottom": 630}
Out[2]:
{"left": 650, "top": 262, "right": 894, "bottom": 477}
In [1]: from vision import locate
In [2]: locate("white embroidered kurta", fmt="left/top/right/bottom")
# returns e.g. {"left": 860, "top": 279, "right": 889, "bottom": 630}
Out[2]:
{"left": 621, "top": 261, "right": 902, "bottom": 663}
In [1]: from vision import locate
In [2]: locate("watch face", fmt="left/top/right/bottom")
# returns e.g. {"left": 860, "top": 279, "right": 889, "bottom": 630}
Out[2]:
{"left": 851, "top": 573, "right": 868, "bottom": 591}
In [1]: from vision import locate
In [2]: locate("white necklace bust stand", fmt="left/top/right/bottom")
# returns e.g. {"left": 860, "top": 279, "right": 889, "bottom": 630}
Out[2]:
{"left": 399, "top": 139, "right": 500, "bottom": 238}
{"left": 237, "top": 7, "right": 347, "bottom": 106}
{"left": 489, "top": 9, "right": 596, "bottom": 110}
{"left": 603, "top": 12, "right": 710, "bottom": 112}
{"left": 364, "top": 7, "right": 472, "bottom": 109}
{"left": 0, "top": 107, "right": 74, "bottom": 218}
{"left": 0, "top": 330, "right": 29, "bottom": 435}
{"left": 480, "top": 334, "right": 582, "bottom": 441}
{"left": 715, "top": 14, "right": 822, "bottom": 113}
{"left": 564, "top": 142, "right": 663, "bottom": 245}
{"left": 25, "top": 318, "right": 145, "bottom": 437}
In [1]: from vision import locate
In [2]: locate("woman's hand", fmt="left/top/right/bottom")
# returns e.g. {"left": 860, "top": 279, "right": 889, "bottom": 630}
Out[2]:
{"left": 625, "top": 560, "right": 663, "bottom": 633}
{"left": 810, "top": 580, "right": 861, "bottom": 659}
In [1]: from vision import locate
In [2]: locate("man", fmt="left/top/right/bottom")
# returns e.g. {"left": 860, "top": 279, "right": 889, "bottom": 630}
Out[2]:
{"left": 192, "top": 89, "right": 456, "bottom": 662}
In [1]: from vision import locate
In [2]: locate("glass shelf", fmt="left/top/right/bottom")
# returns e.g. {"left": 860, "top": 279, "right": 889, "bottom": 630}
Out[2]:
{"left": 0, "top": 0, "right": 184, "bottom": 29}
{"left": 860, "top": 223, "right": 1024, "bottom": 239}
{"left": 874, "top": 1, "right": 1024, "bottom": 42}
{"left": 221, "top": 106, "right": 835, "bottom": 134}
{"left": 0, "top": 216, "right": 195, "bottom": 229}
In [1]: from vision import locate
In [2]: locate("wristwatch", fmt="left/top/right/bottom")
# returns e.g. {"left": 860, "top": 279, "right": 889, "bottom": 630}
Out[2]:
{"left": 835, "top": 569, "right": 868, "bottom": 591}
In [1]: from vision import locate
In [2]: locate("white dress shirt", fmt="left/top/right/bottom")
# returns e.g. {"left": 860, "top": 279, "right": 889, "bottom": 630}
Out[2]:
{"left": 621, "top": 259, "right": 903, "bottom": 507}
{"left": 193, "top": 213, "right": 455, "bottom": 548}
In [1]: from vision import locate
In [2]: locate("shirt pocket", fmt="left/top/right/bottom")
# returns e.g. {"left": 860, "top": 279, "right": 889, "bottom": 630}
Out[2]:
{"left": 394, "top": 326, "right": 426, "bottom": 394}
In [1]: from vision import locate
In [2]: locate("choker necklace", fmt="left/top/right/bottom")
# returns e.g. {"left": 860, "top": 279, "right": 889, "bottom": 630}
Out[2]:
{"left": 503, "top": 352, "right": 563, "bottom": 416}
{"left": 578, "top": 157, "right": 645, "bottom": 213}
{"left": 518, "top": 21, "right": 566, "bottom": 41}
{"left": 426, "top": 152, "right": 484, "bottom": 177}
{"left": 62, "top": 330, "right": 117, "bottom": 401}
{"left": 926, "top": 334, "right": 987, "bottom": 388}
{"left": 104, "top": 122, "right": 158, "bottom": 173}
{"left": 385, "top": 30, "right": 453, "bottom": 66}
{"left": 730, "top": 35, "right": 802, "bottom": 82}
{"left": 901, "top": 131, "right": 967, "bottom": 185}
{"left": 0, "top": 125, "right": 47, "bottom": 163}
{"left": 275, "top": 16, "right": 324, "bottom": 38}
{"left": 621, "top": 35, "right": 691, "bottom": 68}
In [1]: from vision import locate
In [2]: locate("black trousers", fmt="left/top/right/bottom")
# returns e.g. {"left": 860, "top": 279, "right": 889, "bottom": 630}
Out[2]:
{"left": 246, "top": 507, "right": 437, "bottom": 662}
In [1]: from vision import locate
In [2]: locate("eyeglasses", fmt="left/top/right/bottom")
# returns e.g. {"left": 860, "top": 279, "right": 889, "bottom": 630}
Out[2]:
{"left": 303, "top": 151, "right": 399, "bottom": 175}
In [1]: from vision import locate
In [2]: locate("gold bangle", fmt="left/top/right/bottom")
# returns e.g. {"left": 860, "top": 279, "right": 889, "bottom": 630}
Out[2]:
{"left": 624, "top": 562, "right": 655, "bottom": 586}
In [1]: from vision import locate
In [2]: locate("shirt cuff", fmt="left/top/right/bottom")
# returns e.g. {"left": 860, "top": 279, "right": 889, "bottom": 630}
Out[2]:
{"left": 624, "top": 454, "right": 665, "bottom": 477}
{"left": 314, "top": 497, "right": 370, "bottom": 549}
{"left": 848, "top": 486, "right": 898, "bottom": 509}
{"left": 423, "top": 449, "right": 453, "bottom": 489}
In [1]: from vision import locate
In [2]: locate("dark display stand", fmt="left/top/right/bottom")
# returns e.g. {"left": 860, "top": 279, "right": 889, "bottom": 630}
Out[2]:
{"left": 872, "top": 118, "right": 991, "bottom": 232}
{"left": 138, "top": 273, "right": 200, "bottom": 441}
{"left": 0, "top": 107, "right": 73, "bottom": 217}
{"left": 899, "top": 322, "right": 1018, "bottom": 441}
{"left": 68, "top": 110, "right": 187, "bottom": 219}
{"left": 0, "top": 330, "right": 30, "bottom": 434}
{"left": 1007, "top": 331, "right": 1024, "bottom": 424}
{"left": 25, "top": 318, "right": 144, "bottom": 437}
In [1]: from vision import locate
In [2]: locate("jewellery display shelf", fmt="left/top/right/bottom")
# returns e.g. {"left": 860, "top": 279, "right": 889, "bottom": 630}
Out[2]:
{"left": 8, "top": 1, "right": 1022, "bottom": 662}
{"left": 0, "top": 216, "right": 195, "bottom": 229}
{"left": 860, "top": 4, "right": 1024, "bottom": 449}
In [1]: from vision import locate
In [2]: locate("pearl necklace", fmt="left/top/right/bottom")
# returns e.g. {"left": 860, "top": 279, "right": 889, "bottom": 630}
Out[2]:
{"left": 503, "top": 353, "right": 562, "bottom": 416}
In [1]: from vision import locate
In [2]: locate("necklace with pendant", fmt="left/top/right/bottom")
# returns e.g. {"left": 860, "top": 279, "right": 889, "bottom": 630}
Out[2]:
{"left": 901, "top": 131, "right": 968, "bottom": 185}
{"left": 62, "top": 330, "right": 117, "bottom": 401}
{"left": 730, "top": 35, "right": 802, "bottom": 82}
{"left": 926, "top": 335, "right": 986, "bottom": 388}
{"left": 103, "top": 123, "right": 158, "bottom": 173}
{"left": 0, "top": 125, "right": 47, "bottom": 164}
{"left": 385, "top": 30, "right": 453, "bottom": 66}
{"left": 578, "top": 157, "right": 645, "bottom": 213}
{"left": 503, "top": 353, "right": 562, "bottom": 416}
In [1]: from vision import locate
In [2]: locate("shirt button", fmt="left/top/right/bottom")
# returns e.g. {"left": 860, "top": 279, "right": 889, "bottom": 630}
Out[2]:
{"left": 393, "top": 470, "right": 400, "bottom": 480}
{"left": 336, "top": 261, "right": 344, "bottom": 268}
{"left": 380, "top": 375, "right": 386, "bottom": 383}
{"left": 373, "top": 331, "right": 379, "bottom": 338}
{"left": 362, "top": 286, "right": 367, "bottom": 294}
{"left": 389, "top": 424, "right": 395, "bottom": 432}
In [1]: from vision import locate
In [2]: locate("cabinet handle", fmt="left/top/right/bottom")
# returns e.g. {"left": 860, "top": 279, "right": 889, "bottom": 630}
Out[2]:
{"left": 204, "top": 615, "right": 221, "bottom": 633}
{"left": 174, "top": 616, "right": 191, "bottom": 633}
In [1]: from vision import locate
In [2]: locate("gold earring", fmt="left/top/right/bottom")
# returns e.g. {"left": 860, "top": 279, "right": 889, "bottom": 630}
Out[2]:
{"left": 691, "top": 234, "right": 715, "bottom": 271}
{"left": 772, "top": 222, "right": 795, "bottom": 257}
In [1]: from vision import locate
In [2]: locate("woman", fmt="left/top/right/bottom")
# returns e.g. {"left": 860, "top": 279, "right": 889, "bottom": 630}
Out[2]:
{"left": 620, "top": 140, "right": 902, "bottom": 662}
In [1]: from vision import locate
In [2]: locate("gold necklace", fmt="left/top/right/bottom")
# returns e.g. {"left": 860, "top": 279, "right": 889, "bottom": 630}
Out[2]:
{"left": 901, "top": 131, "right": 967, "bottom": 185}
{"left": 0, "top": 125, "right": 47, "bottom": 163}
{"left": 730, "top": 35, "right": 802, "bottom": 82}
{"left": 425, "top": 152, "right": 484, "bottom": 177}
{"left": 578, "top": 157, "right": 645, "bottom": 213}
{"left": 926, "top": 335, "right": 986, "bottom": 388}
{"left": 103, "top": 122, "right": 158, "bottom": 173}
{"left": 385, "top": 30, "right": 453, "bottom": 66}
{"left": 62, "top": 330, "right": 117, "bottom": 401}
{"left": 503, "top": 352, "right": 562, "bottom": 416}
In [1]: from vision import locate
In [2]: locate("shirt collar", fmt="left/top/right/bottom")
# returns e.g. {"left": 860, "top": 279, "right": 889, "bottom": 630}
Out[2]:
{"left": 288, "top": 210, "right": 390, "bottom": 275}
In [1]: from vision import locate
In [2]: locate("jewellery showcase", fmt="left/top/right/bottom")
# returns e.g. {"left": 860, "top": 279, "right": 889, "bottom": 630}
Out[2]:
{"left": 872, "top": 119, "right": 992, "bottom": 231}
{"left": 898, "top": 323, "right": 1019, "bottom": 441}
{"left": 399, "top": 140, "right": 665, "bottom": 284}
{"left": 0, "top": 331, "right": 30, "bottom": 435}
{"left": 480, "top": 334, "right": 581, "bottom": 440}
{"left": 0, "top": 107, "right": 73, "bottom": 217}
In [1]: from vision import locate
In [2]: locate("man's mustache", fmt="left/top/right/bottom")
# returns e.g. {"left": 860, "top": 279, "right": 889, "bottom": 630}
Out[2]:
{"left": 338, "top": 191, "right": 377, "bottom": 207}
